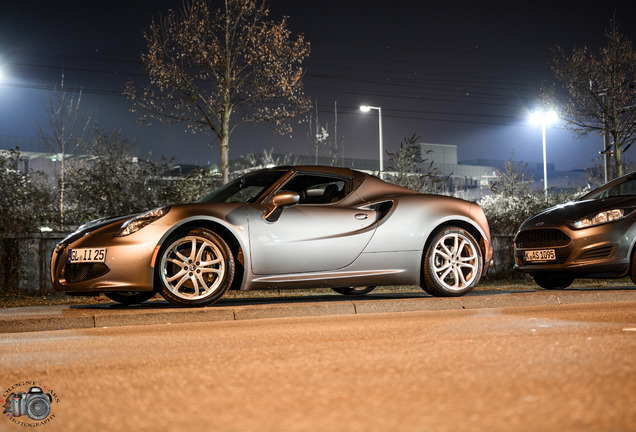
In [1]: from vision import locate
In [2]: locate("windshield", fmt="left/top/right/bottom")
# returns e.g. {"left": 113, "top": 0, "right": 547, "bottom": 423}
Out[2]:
{"left": 198, "top": 169, "right": 288, "bottom": 203}
{"left": 583, "top": 174, "right": 636, "bottom": 200}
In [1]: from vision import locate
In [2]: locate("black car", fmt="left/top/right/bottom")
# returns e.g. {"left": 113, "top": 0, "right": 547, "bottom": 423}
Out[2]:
{"left": 514, "top": 172, "right": 636, "bottom": 289}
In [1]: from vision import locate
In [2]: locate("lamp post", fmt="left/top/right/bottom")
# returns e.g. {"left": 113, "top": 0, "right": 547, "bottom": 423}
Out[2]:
{"left": 530, "top": 109, "right": 558, "bottom": 198}
{"left": 360, "top": 105, "right": 384, "bottom": 178}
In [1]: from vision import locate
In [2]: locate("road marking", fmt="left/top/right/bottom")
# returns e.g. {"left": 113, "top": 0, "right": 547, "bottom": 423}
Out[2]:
{"left": 622, "top": 328, "right": 636, "bottom": 332}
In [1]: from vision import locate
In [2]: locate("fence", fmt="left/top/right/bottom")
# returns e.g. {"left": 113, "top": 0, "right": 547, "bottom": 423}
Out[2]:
{"left": 1, "top": 232, "right": 520, "bottom": 297}
{"left": 1, "top": 233, "right": 66, "bottom": 296}
{"left": 486, "top": 234, "right": 519, "bottom": 280}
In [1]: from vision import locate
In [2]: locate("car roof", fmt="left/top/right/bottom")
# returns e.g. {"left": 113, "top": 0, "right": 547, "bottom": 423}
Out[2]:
{"left": 275, "top": 165, "right": 370, "bottom": 182}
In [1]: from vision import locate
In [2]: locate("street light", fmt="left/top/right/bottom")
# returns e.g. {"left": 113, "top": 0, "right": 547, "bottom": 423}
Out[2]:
{"left": 360, "top": 105, "right": 384, "bottom": 178}
{"left": 530, "top": 109, "right": 558, "bottom": 198}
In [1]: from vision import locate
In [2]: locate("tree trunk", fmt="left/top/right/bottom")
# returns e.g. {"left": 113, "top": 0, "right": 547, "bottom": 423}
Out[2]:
{"left": 60, "top": 153, "right": 65, "bottom": 226}
{"left": 615, "top": 134, "right": 624, "bottom": 178}
{"left": 220, "top": 112, "right": 231, "bottom": 185}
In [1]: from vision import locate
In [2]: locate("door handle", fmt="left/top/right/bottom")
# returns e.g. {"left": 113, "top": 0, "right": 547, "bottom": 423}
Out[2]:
{"left": 354, "top": 213, "right": 369, "bottom": 220}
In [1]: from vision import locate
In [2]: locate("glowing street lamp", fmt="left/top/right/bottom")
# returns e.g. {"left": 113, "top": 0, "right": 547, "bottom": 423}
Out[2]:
{"left": 530, "top": 109, "right": 558, "bottom": 197}
{"left": 360, "top": 105, "right": 384, "bottom": 178}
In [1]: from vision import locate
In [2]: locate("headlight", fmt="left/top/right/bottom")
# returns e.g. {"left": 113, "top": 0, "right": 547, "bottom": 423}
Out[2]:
{"left": 117, "top": 207, "right": 170, "bottom": 236}
{"left": 572, "top": 209, "right": 624, "bottom": 229}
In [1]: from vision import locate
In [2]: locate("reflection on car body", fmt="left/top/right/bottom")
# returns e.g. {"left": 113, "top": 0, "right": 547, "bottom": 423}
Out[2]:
{"left": 51, "top": 166, "right": 493, "bottom": 307}
{"left": 514, "top": 171, "right": 636, "bottom": 289}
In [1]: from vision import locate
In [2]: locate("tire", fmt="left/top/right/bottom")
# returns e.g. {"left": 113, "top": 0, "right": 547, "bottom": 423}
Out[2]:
{"left": 630, "top": 249, "right": 636, "bottom": 286}
{"left": 332, "top": 286, "right": 376, "bottom": 296}
{"left": 104, "top": 291, "right": 156, "bottom": 305}
{"left": 421, "top": 227, "right": 482, "bottom": 297}
{"left": 531, "top": 272, "right": 574, "bottom": 289}
{"left": 157, "top": 228, "right": 234, "bottom": 307}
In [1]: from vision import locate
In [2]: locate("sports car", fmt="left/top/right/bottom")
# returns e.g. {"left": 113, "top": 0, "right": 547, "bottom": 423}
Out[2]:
{"left": 514, "top": 171, "right": 636, "bottom": 288}
{"left": 51, "top": 165, "right": 493, "bottom": 307}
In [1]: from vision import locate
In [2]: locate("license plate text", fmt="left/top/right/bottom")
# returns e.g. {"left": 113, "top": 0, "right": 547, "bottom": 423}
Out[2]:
{"left": 524, "top": 249, "right": 556, "bottom": 263}
{"left": 68, "top": 248, "right": 107, "bottom": 263}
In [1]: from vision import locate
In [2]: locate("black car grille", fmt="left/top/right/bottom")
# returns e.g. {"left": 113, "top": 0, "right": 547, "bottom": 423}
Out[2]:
{"left": 515, "top": 228, "right": 571, "bottom": 249}
{"left": 65, "top": 264, "right": 93, "bottom": 283}
{"left": 64, "top": 263, "right": 109, "bottom": 283}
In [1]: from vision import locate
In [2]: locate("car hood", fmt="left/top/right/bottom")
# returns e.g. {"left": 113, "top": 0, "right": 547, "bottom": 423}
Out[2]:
{"left": 520, "top": 196, "right": 636, "bottom": 229}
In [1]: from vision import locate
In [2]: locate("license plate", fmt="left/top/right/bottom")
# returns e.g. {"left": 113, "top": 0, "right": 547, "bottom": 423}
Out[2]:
{"left": 524, "top": 249, "right": 556, "bottom": 263}
{"left": 67, "top": 248, "right": 107, "bottom": 263}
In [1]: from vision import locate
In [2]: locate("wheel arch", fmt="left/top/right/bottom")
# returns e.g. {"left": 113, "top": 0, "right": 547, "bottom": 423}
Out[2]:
{"left": 152, "top": 217, "right": 247, "bottom": 291}
{"left": 626, "top": 229, "right": 636, "bottom": 279}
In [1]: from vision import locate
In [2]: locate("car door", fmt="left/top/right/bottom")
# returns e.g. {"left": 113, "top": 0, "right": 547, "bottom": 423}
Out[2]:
{"left": 247, "top": 173, "right": 378, "bottom": 275}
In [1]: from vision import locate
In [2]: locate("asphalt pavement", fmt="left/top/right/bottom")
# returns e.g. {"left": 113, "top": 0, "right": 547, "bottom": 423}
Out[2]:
{"left": 2, "top": 287, "right": 636, "bottom": 334}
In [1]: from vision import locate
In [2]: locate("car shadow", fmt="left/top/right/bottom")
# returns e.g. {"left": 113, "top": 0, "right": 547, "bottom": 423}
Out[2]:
{"left": 567, "top": 285, "right": 636, "bottom": 291}
{"left": 68, "top": 285, "right": 635, "bottom": 311}
{"left": 71, "top": 291, "right": 431, "bottom": 310}
{"left": 69, "top": 288, "right": 569, "bottom": 310}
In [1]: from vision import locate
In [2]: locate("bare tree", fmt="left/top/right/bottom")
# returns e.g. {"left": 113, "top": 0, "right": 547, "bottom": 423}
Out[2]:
{"left": 125, "top": 0, "right": 312, "bottom": 184}
{"left": 585, "top": 154, "right": 636, "bottom": 187}
{"left": 307, "top": 101, "right": 342, "bottom": 166}
{"left": 547, "top": 20, "right": 636, "bottom": 179}
{"left": 38, "top": 75, "right": 91, "bottom": 226}
{"left": 66, "top": 128, "right": 173, "bottom": 222}
{"left": 168, "top": 168, "right": 221, "bottom": 203}
{"left": 490, "top": 152, "right": 534, "bottom": 197}
{"left": 386, "top": 134, "right": 447, "bottom": 193}
{"left": 0, "top": 148, "right": 54, "bottom": 234}
{"left": 235, "top": 147, "right": 298, "bottom": 172}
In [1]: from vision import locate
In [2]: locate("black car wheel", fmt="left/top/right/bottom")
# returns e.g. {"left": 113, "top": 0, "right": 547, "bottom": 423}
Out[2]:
{"left": 104, "top": 291, "right": 156, "bottom": 305}
{"left": 422, "top": 227, "right": 482, "bottom": 297}
{"left": 531, "top": 272, "right": 574, "bottom": 289}
{"left": 332, "top": 286, "right": 376, "bottom": 295}
{"left": 157, "top": 228, "right": 234, "bottom": 307}
{"left": 630, "top": 249, "right": 636, "bottom": 285}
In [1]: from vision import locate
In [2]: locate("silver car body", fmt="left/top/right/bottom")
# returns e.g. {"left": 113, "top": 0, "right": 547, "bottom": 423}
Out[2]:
{"left": 51, "top": 166, "right": 493, "bottom": 305}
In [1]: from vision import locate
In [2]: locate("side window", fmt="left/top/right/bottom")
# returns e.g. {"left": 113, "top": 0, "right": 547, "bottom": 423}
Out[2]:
{"left": 281, "top": 174, "right": 350, "bottom": 204}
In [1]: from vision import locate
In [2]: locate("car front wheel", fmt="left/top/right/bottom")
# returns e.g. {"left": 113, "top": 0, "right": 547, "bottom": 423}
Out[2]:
{"left": 421, "top": 227, "right": 482, "bottom": 297}
{"left": 157, "top": 228, "right": 234, "bottom": 307}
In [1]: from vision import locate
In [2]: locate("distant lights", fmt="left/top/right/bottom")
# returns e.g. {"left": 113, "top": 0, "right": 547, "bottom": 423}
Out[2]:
{"left": 529, "top": 109, "right": 558, "bottom": 127}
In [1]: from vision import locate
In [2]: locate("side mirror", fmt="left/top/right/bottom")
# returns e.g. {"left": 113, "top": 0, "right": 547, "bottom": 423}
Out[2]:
{"left": 264, "top": 190, "right": 300, "bottom": 222}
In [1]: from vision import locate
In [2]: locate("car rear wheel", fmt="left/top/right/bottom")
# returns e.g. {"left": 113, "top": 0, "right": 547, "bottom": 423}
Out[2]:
{"left": 531, "top": 272, "right": 574, "bottom": 289}
{"left": 157, "top": 228, "right": 234, "bottom": 307}
{"left": 332, "top": 286, "right": 376, "bottom": 295}
{"left": 421, "top": 227, "right": 482, "bottom": 297}
{"left": 104, "top": 291, "right": 156, "bottom": 305}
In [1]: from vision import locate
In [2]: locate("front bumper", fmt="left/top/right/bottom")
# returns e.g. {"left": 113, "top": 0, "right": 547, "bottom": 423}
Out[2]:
{"left": 51, "top": 220, "right": 167, "bottom": 294}
{"left": 513, "top": 219, "right": 634, "bottom": 277}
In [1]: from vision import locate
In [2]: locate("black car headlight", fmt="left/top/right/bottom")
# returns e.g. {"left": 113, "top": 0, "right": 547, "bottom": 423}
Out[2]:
{"left": 572, "top": 209, "right": 624, "bottom": 229}
{"left": 117, "top": 207, "right": 170, "bottom": 236}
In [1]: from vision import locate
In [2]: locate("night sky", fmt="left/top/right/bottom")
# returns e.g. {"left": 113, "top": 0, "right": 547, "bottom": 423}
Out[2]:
{"left": 1, "top": 0, "right": 635, "bottom": 171}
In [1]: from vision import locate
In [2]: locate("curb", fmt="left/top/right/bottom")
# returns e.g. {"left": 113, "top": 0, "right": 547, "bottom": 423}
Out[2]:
{"left": 2, "top": 289, "right": 636, "bottom": 334}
